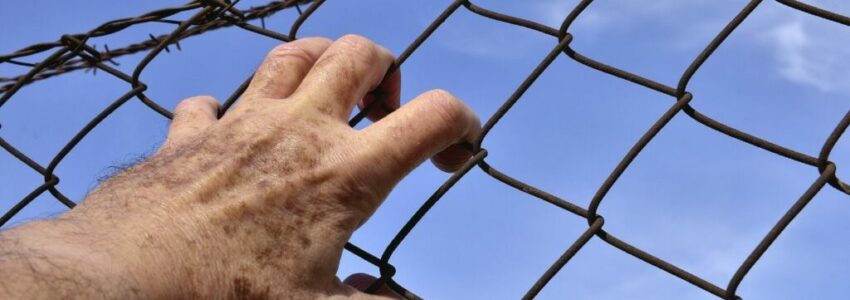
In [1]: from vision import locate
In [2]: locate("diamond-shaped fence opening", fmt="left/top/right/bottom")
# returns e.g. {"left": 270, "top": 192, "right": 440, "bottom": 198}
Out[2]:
{"left": 2, "top": 1, "right": 849, "bottom": 299}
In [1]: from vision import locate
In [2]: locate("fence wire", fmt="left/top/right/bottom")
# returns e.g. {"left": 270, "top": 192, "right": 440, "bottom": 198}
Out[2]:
{"left": 2, "top": 0, "right": 849, "bottom": 299}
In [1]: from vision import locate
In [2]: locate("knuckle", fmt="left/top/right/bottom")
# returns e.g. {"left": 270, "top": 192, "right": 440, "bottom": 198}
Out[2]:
{"left": 335, "top": 34, "right": 378, "bottom": 62}
{"left": 301, "top": 36, "right": 332, "bottom": 46}
{"left": 424, "top": 88, "right": 455, "bottom": 100}
{"left": 422, "top": 89, "right": 466, "bottom": 125}
{"left": 266, "top": 43, "right": 316, "bottom": 66}
{"left": 336, "top": 34, "right": 374, "bottom": 49}
{"left": 177, "top": 96, "right": 218, "bottom": 113}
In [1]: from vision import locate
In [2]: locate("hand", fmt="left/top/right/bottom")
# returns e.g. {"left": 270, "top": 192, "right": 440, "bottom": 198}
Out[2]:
{"left": 0, "top": 35, "right": 480, "bottom": 299}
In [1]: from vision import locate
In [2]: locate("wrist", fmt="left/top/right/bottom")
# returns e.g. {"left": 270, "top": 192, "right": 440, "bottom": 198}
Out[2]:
{"left": 59, "top": 206, "right": 204, "bottom": 299}
{"left": 0, "top": 219, "right": 143, "bottom": 298}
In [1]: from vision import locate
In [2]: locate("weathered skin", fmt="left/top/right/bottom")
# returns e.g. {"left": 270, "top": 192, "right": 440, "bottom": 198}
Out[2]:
{"left": 0, "top": 35, "right": 480, "bottom": 299}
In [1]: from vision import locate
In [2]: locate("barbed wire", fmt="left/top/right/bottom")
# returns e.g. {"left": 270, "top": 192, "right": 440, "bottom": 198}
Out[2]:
{"left": 2, "top": 0, "right": 849, "bottom": 299}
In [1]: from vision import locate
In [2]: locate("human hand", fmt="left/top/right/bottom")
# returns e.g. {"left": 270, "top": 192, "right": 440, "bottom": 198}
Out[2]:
{"left": 0, "top": 35, "right": 480, "bottom": 299}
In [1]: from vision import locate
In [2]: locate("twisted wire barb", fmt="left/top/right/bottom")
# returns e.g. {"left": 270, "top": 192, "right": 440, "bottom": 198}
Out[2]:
{"left": 2, "top": 0, "right": 849, "bottom": 299}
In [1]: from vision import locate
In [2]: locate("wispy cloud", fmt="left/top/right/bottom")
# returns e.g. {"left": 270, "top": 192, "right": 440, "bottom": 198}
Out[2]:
{"left": 533, "top": 1, "right": 609, "bottom": 31}
{"left": 532, "top": 0, "right": 850, "bottom": 94}
{"left": 531, "top": 0, "right": 730, "bottom": 49}
{"left": 770, "top": 21, "right": 826, "bottom": 91}
{"left": 764, "top": 15, "right": 850, "bottom": 94}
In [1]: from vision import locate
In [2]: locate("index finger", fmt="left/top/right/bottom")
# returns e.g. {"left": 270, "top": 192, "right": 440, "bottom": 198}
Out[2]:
{"left": 292, "top": 35, "right": 396, "bottom": 121}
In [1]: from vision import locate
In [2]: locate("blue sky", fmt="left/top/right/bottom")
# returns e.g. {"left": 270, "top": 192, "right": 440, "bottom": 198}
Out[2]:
{"left": 2, "top": 1, "right": 850, "bottom": 299}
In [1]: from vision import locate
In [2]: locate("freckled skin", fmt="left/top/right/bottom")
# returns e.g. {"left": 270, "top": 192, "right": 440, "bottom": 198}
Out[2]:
{"left": 0, "top": 35, "right": 481, "bottom": 300}
{"left": 233, "top": 276, "right": 270, "bottom": 300}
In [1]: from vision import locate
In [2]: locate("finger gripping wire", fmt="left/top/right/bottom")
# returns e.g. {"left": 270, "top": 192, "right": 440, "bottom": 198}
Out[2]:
{"left": 1, "top": 1, "right": 849, "bottom": 299}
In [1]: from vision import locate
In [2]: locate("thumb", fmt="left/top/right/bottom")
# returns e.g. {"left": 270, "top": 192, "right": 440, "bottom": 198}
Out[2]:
{"left": 359, "top": 89, "right": 480, "bottom": 178}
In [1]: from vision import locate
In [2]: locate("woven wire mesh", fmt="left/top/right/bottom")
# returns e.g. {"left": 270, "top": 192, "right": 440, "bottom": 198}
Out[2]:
{"left": 2, "top": 0, "right": 850, "bottom": 299}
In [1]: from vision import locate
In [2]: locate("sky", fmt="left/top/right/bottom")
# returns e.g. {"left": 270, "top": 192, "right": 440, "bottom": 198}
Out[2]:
{"left": 2, "top": 1, "right": 850, "bottom": 299}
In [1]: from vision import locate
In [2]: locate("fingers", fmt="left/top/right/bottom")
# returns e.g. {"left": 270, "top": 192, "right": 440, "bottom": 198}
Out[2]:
{"left": 164, "top": 96, "right": 220, "bottom": 148}
{"left": 358, "top": 69, "right": 401, "bottom": 122}
{"left": 343, "top": 273, "right": 403, "bottom": 299}
{"left": 360, "top": 89, "right": 480, "bottom": 176}
{"left": 243, "top": 37, "right": 332, "bottom": 100}
{"left": 294, "top": 35, "right": 396, "bottom": 121}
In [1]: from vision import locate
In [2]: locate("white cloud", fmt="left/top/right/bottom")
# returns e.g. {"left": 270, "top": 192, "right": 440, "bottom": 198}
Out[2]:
{"left": 534, "top": 0, "right": 572, "bottom": 28}
{"left": 770, "top": 21, "right": 826, "bottom": 90}
{"left": 532, "top": 0, "right": 731, "bottom": 49}
{"left": 765, "top": 16, "right": 850, "bottom": 94}
{"left": 534, "top": 1, "right": 609, "bottom": 31}
{"left": 532, "top": 0, "right": 850, "bottom": 94}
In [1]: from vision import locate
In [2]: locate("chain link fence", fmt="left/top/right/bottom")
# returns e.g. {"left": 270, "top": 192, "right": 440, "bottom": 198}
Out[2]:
{"left": 2, "top": 0, "right": 849, "bottom": 299}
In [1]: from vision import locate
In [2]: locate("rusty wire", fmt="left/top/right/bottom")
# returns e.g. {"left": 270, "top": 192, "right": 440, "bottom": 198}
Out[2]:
{"left": 2, "top": 0, "right": 849, "bottom": 299}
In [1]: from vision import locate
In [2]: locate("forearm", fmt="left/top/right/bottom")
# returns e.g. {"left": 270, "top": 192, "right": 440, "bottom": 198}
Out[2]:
{"left": 0, "top": 220, "right": 140, "bottom": 299}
